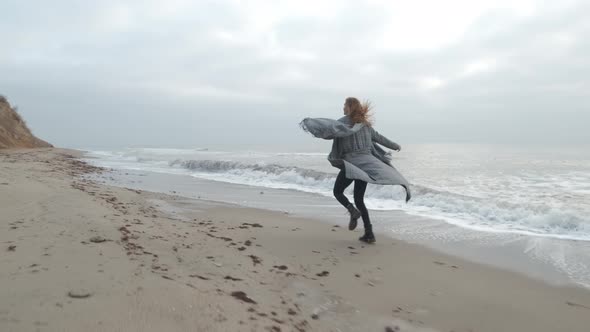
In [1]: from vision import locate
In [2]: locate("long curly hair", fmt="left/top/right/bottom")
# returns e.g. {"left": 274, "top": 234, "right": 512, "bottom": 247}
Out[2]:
{"left": 345, "top": 97, "right": 373, "bottom": 125}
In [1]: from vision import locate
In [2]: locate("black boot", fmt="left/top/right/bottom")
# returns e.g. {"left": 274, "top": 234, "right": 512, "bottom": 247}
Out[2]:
{"left": 359, "top": 227, "right": 376, "bottom": 244}
{"left": 346, "top": 204, "right": 361, "bottom": 230}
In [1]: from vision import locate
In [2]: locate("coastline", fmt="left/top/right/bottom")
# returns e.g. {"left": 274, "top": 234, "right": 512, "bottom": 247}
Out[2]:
{"left": 86, "top": 159, "right": 590, "bottom": 290}
{"left": 2, "top": 148, "right": 590, "bottom": 332}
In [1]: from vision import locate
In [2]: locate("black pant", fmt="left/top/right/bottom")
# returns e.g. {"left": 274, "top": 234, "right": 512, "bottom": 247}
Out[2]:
{"left": 333, "top": 170, "right": 371, "bottom": 229}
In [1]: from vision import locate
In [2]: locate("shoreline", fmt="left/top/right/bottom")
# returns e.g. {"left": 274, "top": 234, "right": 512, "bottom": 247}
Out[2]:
{"left": 85, "top": 158, "right": 590, "bottom": 290}
{"left": 83, "top": 145, "right": 590, "bottom": 244}
{"left": 2, "top": 148, "right": 590, "bottom": 331}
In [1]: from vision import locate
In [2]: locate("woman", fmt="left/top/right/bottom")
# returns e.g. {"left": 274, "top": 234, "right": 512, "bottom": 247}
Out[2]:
{"left": 301, "top": 97, "right": 411, "bottom": 243}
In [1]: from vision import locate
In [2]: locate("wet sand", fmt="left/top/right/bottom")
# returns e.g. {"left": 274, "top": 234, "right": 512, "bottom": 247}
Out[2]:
{"left": 1, "top": 148, "right": 590, "bottom": 332}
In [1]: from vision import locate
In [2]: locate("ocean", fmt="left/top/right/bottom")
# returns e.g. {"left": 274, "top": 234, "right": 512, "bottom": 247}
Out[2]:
{"left": 83, "top": 144, "right": 590, "bottom": 288}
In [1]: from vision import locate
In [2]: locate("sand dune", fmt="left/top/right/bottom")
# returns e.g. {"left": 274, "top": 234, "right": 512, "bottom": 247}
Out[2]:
{"left": 0, "top": 96, "right": 52, "bottom": 149}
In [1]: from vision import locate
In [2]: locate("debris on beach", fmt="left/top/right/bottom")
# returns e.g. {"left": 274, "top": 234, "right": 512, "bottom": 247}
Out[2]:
{"left": 248, "top": 255, "right": 262, "bottom": 266}
{"left": 231, "top": 291, "right": 257, "bottom": 304}
{"left": 242, "top": 222, "right": 263, "bottom": 228}
{"left": 224, "top": 275, "right": 243, "bottom": 281}
{"left": 189, "top": 274, "right": 210, "bottom": 280}
{"left": 67, "top": 289, "right": 93, "bottom": 299}
{"left": 89, "top": 236, "right": 107, "bottom": 243}
{"left": 566, "top": 301, "right": 590, "bottom": 310}
{"left": 316, "top": 271, "right": 329, "bottom": 277}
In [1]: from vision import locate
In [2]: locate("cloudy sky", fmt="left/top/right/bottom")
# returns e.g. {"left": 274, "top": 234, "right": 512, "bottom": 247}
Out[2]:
{"left": 1, "top": 0, "right": 588, "bottom": 149}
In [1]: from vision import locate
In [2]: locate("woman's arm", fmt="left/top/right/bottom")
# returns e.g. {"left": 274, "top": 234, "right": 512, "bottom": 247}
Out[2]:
{"left": 371, "top": 127, "right": 401, "bottom": 151}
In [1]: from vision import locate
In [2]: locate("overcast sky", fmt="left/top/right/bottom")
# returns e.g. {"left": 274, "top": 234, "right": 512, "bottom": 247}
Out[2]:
{"left": 1, "top": 0, "right": 589, "bottom": 149}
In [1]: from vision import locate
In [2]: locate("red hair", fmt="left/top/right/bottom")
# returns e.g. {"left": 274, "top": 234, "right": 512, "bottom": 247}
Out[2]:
{"left": 345, "top": 97, "right": 373, "bottom": 125}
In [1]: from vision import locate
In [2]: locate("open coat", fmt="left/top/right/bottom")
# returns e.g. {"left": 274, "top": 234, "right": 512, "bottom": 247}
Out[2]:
{"left": 300, "top": 116, "right": 411, "bottom": 202}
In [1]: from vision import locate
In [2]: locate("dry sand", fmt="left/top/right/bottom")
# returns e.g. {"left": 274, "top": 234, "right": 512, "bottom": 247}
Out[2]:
{"left": 1, "top": 148, "right": 590, "bottom": 332}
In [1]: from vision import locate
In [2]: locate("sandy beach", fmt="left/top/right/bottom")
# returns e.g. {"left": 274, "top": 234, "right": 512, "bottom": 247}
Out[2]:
{"left": 1, "top": 148, "right": 590, "bottom": 332}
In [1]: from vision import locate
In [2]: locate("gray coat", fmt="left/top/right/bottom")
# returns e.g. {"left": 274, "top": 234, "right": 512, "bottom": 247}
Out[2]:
{"left": 300, "top": 116, "right": 411, "bottom": 202}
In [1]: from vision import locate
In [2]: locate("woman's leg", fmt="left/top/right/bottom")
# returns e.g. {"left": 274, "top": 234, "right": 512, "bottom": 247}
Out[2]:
{"left": 333, "top": 170, "right": 354, "bottom": 207}
{"left": 334, "top": 170, "right": 362, "bottom": 230}
{"left": 353, "top": 180, "right": 371, "bottom": 229}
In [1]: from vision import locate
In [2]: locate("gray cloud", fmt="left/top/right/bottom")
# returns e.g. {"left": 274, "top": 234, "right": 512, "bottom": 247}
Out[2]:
{"left": 1, "top": 0, "right": 589, "bottom": 149}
